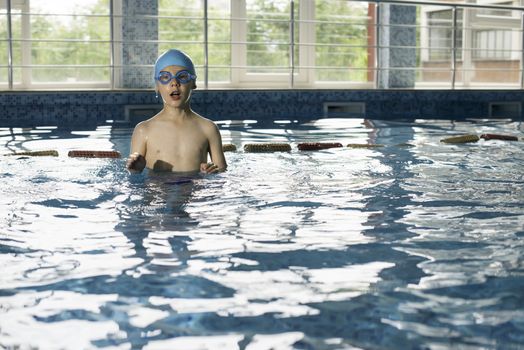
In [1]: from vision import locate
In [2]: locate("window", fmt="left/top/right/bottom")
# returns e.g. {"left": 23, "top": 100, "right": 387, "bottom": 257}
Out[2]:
{"left": 2, "top": 0, "right": 110, "bottom": 89}
{"left": 228, "top": 0, "right": 373, "bottom": 88}
{"left": 2, "top": 0, "right": 524, "bottom": 90}
{"left": 473, "top": 29, "right": 512, "bottom": 59}
{"left": 244, "top": 0, "right": 292, "bottom": 74}
{"left": 314, "top": 0, "right": 371, "bottom": 84}
{"left": 475, "top": 2, "right": 514, "bottom": 17}
{"left": 427, "top": 9, "right": 463, "bottom": 61}
{"left": 422, "top": 1, "right": 521, "bottom": 87}
{"left": 156, "top": 0, "right": 374, "bottom": 88}
{"left": 230, "top": 0, "right": 305, "bottom": 87}
{"left": 157, "top": 0, "right": 231, "bottom": 84}
{"left": 471, "top": 2, "right": 519, "bottom": 60}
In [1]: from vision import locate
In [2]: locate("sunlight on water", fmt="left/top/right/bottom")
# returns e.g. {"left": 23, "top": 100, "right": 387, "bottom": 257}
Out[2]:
{"left": 1, "top": 118, "right": 523, "bottom": 349}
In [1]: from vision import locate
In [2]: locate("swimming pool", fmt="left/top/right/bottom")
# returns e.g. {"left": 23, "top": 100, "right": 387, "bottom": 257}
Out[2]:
{"left": 1, "top": 118, "right": 523, "bottom": 349}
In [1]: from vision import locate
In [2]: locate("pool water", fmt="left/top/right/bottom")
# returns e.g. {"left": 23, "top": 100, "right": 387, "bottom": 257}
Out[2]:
{"left": 1, "top": 118, "right": 523, "bottom": 349}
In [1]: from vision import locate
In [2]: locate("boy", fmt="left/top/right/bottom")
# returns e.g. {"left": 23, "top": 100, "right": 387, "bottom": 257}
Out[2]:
{"left": 126, "top": 49, "right": 227, "bottom": 174}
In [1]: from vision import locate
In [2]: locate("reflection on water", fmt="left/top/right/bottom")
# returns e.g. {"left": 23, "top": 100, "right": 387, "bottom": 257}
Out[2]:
{"left": 0, "top": 118, "right": 523, "bottom": 349}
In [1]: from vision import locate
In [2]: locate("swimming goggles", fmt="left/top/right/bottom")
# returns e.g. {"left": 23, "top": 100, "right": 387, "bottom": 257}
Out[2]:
{"left": 156, "top": 70, "right": 196, "bottom": 85}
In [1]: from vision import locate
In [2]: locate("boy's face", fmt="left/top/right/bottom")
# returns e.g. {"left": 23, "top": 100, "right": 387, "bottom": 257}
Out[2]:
{"left": 156, "top": 65, "right": 196, "bottom": 107}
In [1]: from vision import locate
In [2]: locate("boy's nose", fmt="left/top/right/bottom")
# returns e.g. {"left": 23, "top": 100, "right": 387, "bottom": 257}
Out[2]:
{"left": 170, "top": 79, "right": 180, "bottom": 86}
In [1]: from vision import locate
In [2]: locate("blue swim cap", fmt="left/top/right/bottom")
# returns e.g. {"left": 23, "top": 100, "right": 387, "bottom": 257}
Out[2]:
{"left": 154, "top": 49, "right": 196, "bottom": 81}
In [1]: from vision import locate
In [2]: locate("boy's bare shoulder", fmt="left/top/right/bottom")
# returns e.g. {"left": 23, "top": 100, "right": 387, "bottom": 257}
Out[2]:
{"left": 134, "top": 113, "right": 162, "bottom": 131}
{"left": 130, "top": 121, "right": 148, "bottom": 140}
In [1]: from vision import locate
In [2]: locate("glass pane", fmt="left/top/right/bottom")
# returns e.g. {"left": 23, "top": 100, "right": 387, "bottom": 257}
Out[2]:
{"left": 246, "top": 0, "right": 290, "bottom": 74}
{"left": 10, "top": 0, "right": 111, "bottom": 86}
{"left": 30, "top": 0, "right": 109, "bottom": 16}
{"left": 22, "top": 66, "right": 110, "bottom": 84}
{"left": 314, "top": 67, "right": 369, "bottom": 82}
{"left": 208, "top": 43, "right": 231, "bottom": 81}
{"left": 158, "top": 0, "right": 204, "bottom": 72}
{"left": 457, "top": 66, "right": 520, "bottom": 85}
{"left": 31, "top": 42, "right": 110, "bottom": 66}
{"left": 458, "top": 7, "right": 521, "bottom": 86}
{"left": 208, "top": 0, "right": 231, "bottom": 82}
{"left": 10, "top": 11, "right": 21, "bottom": 84}
{"left": 426, "top": 9, "right": 463, "bottom": 61}
{"left": 475, "top": 1, "right": 516, "bottom": 18}
{"left": 315, "top": 0, "right": 371, "bottom": 83}
{"left": 419, "top": 6, "right": 460, "bottom": 86}
{"left": 416, "top": 66, "right": 453, "bottom": 86}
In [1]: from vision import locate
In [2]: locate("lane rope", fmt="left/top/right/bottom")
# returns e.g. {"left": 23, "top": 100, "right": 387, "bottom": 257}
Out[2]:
{"left": 68, "top": 150, "right": 121, "bottom": 158}
{"left": 440, "top": 134, "right": 480, "bottom": 143}
{"left": 244, "top": 143, "right": 292, "bottom": 153}
{"left": 4, "top": 132, "right": 521, "bottom": 159}
{"left": 222, "top": 144, "right": 237, "bottom": 152}
{"left": 298, "top": 142, "right": 342, "bottom": 151}
{"left": 347, "top": 143, "right": 385, "bottom": 148}
{"left": 480, "top": 133, "right": 519, "bottom": 141}
{"left": 4, "top": 150, "right": 59, "bottom": 157}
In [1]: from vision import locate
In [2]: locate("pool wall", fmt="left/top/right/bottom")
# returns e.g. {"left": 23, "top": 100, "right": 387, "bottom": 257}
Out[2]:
{"left": 1, "top": 89, "right": 523, "bottom": 127}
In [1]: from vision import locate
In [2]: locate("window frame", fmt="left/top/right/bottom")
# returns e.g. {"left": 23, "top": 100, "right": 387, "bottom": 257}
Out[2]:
{"left": 224, "top": 0, "right": 374, "bottom": 89}
{"left": 422, "top": 7, "right": 464, "bottom": 63}
{"left": 3, "top": 0, "right": 112, "bottom": 90}
{"left": 3, "top": 0, "right": 521, "bottom": 91}
{"left": 469, "top": 0, "right": 520, "bottom": 61}
{"left": 2, "top": 0, "right": 380, "bottom": 90}
{"left": 225, "top": 0, "right": 314, "bottom": 88}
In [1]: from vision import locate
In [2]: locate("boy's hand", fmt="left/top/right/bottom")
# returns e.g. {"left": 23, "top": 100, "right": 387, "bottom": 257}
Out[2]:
{"left": 200, "top": 162, "right": 220, "bottom": 174}
{"left": 126, "top": 152, "right": 146, "bottom": 173}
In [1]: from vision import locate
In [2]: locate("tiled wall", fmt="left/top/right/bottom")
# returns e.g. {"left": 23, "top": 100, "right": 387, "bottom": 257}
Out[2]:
{"left": 378, "top": 4, "right": 417, "bottom": 88}
{"left": 121, "top": 0, "right": 158, "bottom": 89}
{"left": 0, "top": 89, "right": 523, "bottom": 127}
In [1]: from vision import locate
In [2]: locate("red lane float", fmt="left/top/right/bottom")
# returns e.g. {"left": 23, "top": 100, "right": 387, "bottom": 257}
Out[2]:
{"left": 480, "top": 134, "right": 519, "bottom": 141}
{"left": 68, "top": 150, "right": 121, "bottom": 158}
{"left": 297, "top": 142, "right": 343, "bottom": 151}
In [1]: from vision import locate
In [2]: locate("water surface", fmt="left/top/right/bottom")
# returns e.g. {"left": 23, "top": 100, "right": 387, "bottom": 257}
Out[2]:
{"left": 1, "top": 118, "right": 523, "bottom": 349}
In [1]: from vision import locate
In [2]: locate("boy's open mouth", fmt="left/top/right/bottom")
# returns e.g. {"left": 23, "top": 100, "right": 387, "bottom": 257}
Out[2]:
{"left": 170, "top": 91, "right": 180, "bottom": 96}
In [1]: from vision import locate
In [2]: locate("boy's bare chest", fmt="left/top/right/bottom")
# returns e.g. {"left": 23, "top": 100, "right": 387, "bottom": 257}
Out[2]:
{"left": 147, "top": 123, "right": 207, "bottom": 154}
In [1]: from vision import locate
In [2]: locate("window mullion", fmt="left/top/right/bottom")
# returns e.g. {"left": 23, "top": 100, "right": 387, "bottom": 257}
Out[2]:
{"left": 21, "top": 0, "right": 30, "bottom": 88}
{"left": 297, "top": 0, "right": 314, "bottom": 86}
{"left": 112, "top": 0, "right": 123, "bottom": 89}
{"left": 231, "top": 0, "right": 246, "bottom": 86}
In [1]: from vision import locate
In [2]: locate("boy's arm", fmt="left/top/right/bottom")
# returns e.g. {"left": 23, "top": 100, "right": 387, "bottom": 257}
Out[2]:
{"left": 127, "top": 123, "right": 147, "bottom": 172}
{"left": 204, "top": 122, "right": 227, "bottom": 173}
